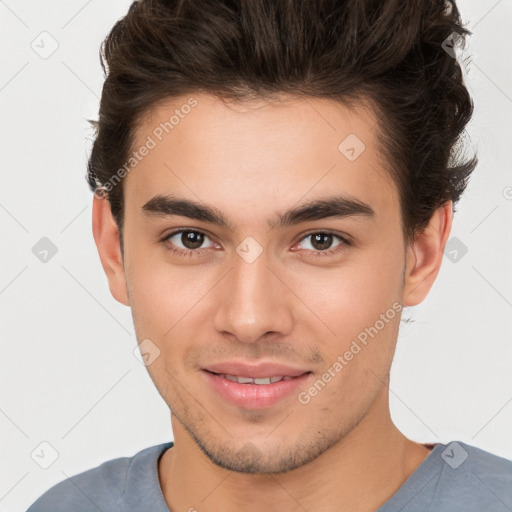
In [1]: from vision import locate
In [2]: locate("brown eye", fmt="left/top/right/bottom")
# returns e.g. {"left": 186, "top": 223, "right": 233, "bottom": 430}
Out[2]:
{"left": 163, "top": 229, "right": 217, "bottom": 254}
{"left": 296, "top": 231, "right": 349, "bottom": 256}
{"left": 310, "top": 233, "right": 334, "bottom": 251}
{"left": 180, "top": 230, "right": 205, "bottom": 249}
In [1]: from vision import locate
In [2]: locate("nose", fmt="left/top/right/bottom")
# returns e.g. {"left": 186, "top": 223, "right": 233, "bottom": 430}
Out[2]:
{"left": 213, "top": 251, "right": 294, "bottom": 343}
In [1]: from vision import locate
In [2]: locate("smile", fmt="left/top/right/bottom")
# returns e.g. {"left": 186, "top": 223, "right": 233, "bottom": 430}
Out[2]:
{"left": 203, "top": 370, "right": 313, "bottom": 409}
{"left": 217, "top": 374, "right": 295, "bottom": 384}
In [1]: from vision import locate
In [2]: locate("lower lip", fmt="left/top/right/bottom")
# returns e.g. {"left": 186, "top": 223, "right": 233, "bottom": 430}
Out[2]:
{"left": 202, "top": 370, "right": 313, "bottom": 410}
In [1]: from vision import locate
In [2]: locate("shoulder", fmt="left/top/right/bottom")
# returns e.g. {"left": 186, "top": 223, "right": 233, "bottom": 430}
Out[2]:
{"left": 461, "top": 441, "right": 512, "bottom": 470}
{"left": 433, "top": 441, "right": 512, "bottom": 510}
{"left": 379, "top": 441, "right": 512, "bottom": 512}
{"left": 26, "top": 442, "right": 173, "bottom": 512}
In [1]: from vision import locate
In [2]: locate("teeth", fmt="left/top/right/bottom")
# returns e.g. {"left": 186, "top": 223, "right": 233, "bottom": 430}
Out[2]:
{"left": 219, "top": 374, "right": 292, "bottom": 384}
{"left": 254, "top": 377, "right": 271, "bottom": 385}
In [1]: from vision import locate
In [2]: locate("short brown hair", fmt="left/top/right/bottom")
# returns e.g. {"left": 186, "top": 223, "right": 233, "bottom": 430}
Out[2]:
{"left": 87, "top": 0, "right": 477, "bottom": 246}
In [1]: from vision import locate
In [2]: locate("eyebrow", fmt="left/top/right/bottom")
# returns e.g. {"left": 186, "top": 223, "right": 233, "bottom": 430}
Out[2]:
{"left": 142, "top": 193, "right": 375, "bottom": 230}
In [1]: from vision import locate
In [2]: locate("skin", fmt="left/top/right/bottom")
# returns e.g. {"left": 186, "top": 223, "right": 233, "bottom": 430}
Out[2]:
{"left": 92, "top": 92, "right": 452, "bottom": 512}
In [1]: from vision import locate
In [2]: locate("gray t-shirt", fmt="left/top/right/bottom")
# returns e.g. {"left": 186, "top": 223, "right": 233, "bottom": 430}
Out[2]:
{"left": 26, "top": 440, "right": 512, "bottom": 511}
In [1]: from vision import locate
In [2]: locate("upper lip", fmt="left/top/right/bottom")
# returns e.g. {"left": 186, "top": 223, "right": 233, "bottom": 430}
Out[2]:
{"left": 203, "top": 361, "right": 310, "bottom": 378}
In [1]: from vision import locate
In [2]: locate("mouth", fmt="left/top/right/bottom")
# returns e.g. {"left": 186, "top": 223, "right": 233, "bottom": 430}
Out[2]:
{"left": 209, "top": 372, "right": 299, "bottom": 385}
{"left": 202, "top": 369, "right": 313, "bottom": 410}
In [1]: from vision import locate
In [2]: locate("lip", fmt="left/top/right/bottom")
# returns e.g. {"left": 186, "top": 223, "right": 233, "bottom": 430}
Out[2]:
{"left": 203, "top": 361, "right": 309, "bottom": 379}
{"left": 202, "top": 365, "right": 313, "bottom": 410}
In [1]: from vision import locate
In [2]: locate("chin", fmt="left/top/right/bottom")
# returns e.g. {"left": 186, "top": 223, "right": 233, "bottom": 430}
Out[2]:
{"left": 190, "top": 428, "right": 339, "bottom": 474}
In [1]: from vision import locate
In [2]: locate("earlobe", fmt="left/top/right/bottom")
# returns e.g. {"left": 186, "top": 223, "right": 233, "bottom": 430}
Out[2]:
{"left": 92, "top": 195, "right": 130, "bottom": 306}
{"left": 402, "top": 201, "right": 453, "bottom": 307}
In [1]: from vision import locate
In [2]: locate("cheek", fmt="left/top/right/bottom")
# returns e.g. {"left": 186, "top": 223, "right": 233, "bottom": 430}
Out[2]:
{"left": 295, "top": 247, "right": 403, "bottom": 336}
{"left": 126, "top": 247, "right": 207, "bottom": 335}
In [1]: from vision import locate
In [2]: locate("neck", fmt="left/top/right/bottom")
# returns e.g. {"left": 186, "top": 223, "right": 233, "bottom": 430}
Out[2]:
{"left": 159, "top": 390, "right": 432, "bottom": 512}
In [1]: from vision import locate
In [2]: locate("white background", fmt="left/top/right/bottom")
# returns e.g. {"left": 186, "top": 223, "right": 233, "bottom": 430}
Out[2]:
{"left": 1, "top": 0, "right": 511, "bottom": 510}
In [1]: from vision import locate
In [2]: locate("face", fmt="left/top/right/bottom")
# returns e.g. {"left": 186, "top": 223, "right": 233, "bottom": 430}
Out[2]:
{"left": 95, "top": 93, "right": 445, "bottom": 474}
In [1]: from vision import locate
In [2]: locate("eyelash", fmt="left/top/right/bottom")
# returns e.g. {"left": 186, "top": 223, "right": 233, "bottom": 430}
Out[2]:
{"left": 161, "top": 229, "right": 351, "bottom": 258}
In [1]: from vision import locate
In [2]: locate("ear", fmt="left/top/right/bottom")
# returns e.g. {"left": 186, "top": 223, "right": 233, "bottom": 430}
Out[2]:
{"left": 402, "top": 200, "right": 453, "bottom": 307}
{"left": 92, "top": 195, "right": 130, "bottom": 306}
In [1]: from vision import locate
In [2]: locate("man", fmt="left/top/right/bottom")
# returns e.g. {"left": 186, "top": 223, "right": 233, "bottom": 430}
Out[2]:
{"left": 27, "top": 0, "right": 512, "bottom": 511}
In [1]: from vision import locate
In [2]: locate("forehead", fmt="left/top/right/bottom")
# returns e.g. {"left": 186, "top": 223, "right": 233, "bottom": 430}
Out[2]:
{"left": 125, "top": 92, "right": 399, "bottom": 229}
